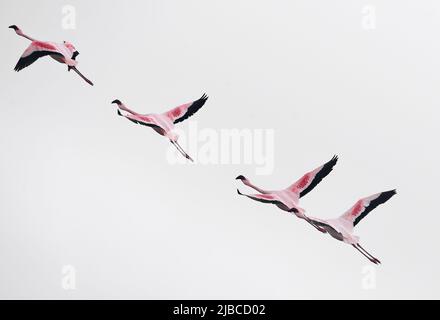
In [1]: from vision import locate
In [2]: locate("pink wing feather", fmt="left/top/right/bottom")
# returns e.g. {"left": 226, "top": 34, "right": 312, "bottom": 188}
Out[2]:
{"left": 341, "top": 190, "right": 396, "bottom": 226}
{"left": 165, "top": 94, "right": 209, "bottom": 124}
{"left": 288, "top": 156, "right": 338, "bottom": 198}
{"left": 14, "top": 41, "right": 64, "bottom": 72}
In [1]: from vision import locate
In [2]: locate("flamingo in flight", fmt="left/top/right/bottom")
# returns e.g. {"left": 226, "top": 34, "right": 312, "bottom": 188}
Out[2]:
{"left": 9, "top": 25, "right": 93, "bottom": 86}
{"left": 308, "top": 190, "right": 397, "bottom": 264}
{"left": 236, "top": 155, "right": 338, "bottom": 231}
{"left": 112, "top": 94, "right": 209, "bottom": 161}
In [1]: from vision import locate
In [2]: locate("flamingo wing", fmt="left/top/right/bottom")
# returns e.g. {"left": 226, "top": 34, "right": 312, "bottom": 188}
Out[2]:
{"left": 14, "top": 41, "right": 64, "bottom": 72}
{"left": 288, "top": 155, "right": 338, "bottom": 198}
{"left": 118, "top": 110, "right": 162, "bottom": 130}
{"left": 165, "top": 94, "right": 209, "bottom": 124}
{"left": 341, "top": 190, "right": 397, "bottom": 227}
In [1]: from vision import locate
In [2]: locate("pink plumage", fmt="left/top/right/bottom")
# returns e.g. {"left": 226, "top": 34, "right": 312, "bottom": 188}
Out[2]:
{"left": 112, "top": 94, "right": 209, "bottom": 162}
{"left": 9, "top": 25, "right": 93, "bottom": 86}
{"left": 308, "top": 190, "right": 397, "bottom": 264}
{"left": 236, "top": 156, "right": 338, "bottom": 231}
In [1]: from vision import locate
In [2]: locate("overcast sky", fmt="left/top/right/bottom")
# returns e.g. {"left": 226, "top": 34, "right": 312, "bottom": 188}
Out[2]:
{"left": 0, "top": 0, "right": 439, "bottom": 299}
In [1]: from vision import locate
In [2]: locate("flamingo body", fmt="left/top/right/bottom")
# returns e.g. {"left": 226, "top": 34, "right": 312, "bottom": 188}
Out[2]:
{"left": 9, "top": 25, "right": 93, "bottom": 85}
{"left": 112, "top": 94, "right": 209, "bottom": 161}
{"left": 309, "top": 190, "right": 397, "bottom": 264}
{"left": 236, "top": 156, "right": 338, "bottom": 230}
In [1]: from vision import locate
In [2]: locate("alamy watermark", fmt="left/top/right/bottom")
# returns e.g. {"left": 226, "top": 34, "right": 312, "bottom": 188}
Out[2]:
{"left": 361, "top": 265, "right": 377, "bottom": 290}
{"left": 62, "top": 5, "right": 77, "bottom": 30}
{"left": 361, "top": 5, "right": 376, "bottom": 30}
{"left": 61, "top": 265, "right": 76, "bottom": 290}
{"left": 166, "top": 122, "right": 275, "bottom": 175}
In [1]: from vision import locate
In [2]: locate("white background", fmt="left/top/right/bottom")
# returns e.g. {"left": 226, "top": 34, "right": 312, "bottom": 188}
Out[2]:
{"left": 0, "top": 0, "right": 438, "bottom": 299}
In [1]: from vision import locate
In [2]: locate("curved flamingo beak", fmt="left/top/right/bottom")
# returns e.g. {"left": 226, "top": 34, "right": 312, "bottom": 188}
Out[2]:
{"left": 111, "top": 99, "right": 122, "bottom": 105}
{"left": 236, "top": 175, "right": 246, "bottom": 181}
{"left": 9, "top": 25, "right": 19, "bottom": 31}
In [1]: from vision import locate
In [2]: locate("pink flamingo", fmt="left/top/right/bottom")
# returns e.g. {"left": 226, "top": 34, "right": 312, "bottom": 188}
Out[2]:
{"left": 236, "top": 156, "right": 338, "bottom": 231}
{"left": 308, "top": 190, "right": 397, "bottom": 264}
{"left": 9, "top": 25, "right": 93, "bottom": 86}
{"left": 112, "top": 94, "right": 209, "bottom": 162}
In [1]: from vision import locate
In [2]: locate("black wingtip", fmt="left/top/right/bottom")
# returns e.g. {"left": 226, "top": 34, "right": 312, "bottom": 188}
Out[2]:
{"left": 117, "top": 109, "right": 122, "bottom": 116}
{"left": 326, "top": 155, "right": 339, "bottom": 170}
{"left": 385, "top": 189, "right": 397, "bottom": 197}
{"left": 14, "top": 63, "right": 23, "bottom": 72}
{"left": 236, "top": 175, "right": 246, "bottom": 181}
{"left": 9, "top": 25, "right": 18, "bottom": 30}
{"left": 112, "top": 99, "right": 121, "bottom": 105}
{"left": 237, "top": 189, "right": 244, "bottom": 196}
{"left": 200, "top": 93, "right": 209, "bottom": 101}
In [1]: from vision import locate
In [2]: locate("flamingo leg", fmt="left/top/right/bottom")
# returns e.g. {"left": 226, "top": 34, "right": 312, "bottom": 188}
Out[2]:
{"left": 171, "top": 141, "right": 194, "bottom": 162}
{"left": 69, "top": 66, "right": 94, "bottom": 86}
{"left": 352, "top": 244, "right": 379, "bottom": 265}
{"left": 175, "top": 140, "right": 194, "bottom": 162}
{"left": 357, "top": 244, "right": 381, "bottom": 264}
{"left": 170, "top": 141, "right": 188, "bottom": 160}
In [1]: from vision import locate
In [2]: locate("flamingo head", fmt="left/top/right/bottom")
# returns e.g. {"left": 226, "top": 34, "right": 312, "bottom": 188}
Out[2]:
{"left": 111, "top": 99, "right": 122, "bottom": 106}
{"left": 9, "top": 25, "right": 22, "bottom": 35}
{"left": 236, "top": 175, "right": 252, "bottom": 187}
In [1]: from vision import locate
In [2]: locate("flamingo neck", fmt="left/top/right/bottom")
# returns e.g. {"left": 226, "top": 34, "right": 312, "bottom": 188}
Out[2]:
{"left": 120, "top": 105, "right": 139, "bottom": 115}
{"left": 244, "top": 180, "right": 266, "bottom": 194}
{"left": 17, "top": 31, "right": 35, "bottom": 42}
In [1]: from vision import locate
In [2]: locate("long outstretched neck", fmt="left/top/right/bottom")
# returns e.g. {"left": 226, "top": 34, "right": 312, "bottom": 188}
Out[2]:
{"left": 251, "top": 184, "right": 268, "bottom": 194}
{"left": 9, "top": 26, "right": 36, "bottom": 41}
{"left": 20, "top": 33, "right": 35, "bottom": 41}
{"left": 120, "top": 105, "right": 140, "bottom": 115}
{"left": 237, "top": 177, "right": 268, "bottom": 194}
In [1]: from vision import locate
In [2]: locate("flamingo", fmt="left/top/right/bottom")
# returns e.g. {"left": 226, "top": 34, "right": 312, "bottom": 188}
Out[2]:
{"left": 308, "top": 190, "right": 397, "bottom": 264}
{"left": 112, "top": 94, "right": 209, "bottom": 162}
{"left": 9, "top": 25, "right": 93, "bottom": 86}
{"left": 236, "top": 155, "right": 338, "bottom": 232}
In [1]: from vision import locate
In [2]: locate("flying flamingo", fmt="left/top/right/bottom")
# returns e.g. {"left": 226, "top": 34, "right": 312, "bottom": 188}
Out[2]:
{"left": 308, "top": 190, "right": 397, "bottom": 264}
{"left": 236, "top": 155, "right": 338, "bottom": 232}
{"left": 9, "top": 25, "right": 93, "bottom": 86}
{"left": 112, "top": 94, "right": 209, "bottom": 161}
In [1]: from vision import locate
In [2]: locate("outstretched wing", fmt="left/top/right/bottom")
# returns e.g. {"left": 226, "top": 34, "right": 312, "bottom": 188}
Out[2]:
{"left": 165, "top": 94, "right": 209, "bottom": 124}
{"left": 341, "top": 190, "right": 397, "bottom": 227}
{"left": 288, "top": 155, "right": 338, "bottom": 198}
{"left": 14, "top": 41, "right": 64, "bottom": 72}
{"left": 118, "top": 110, "right": 162, "bottom": 130}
